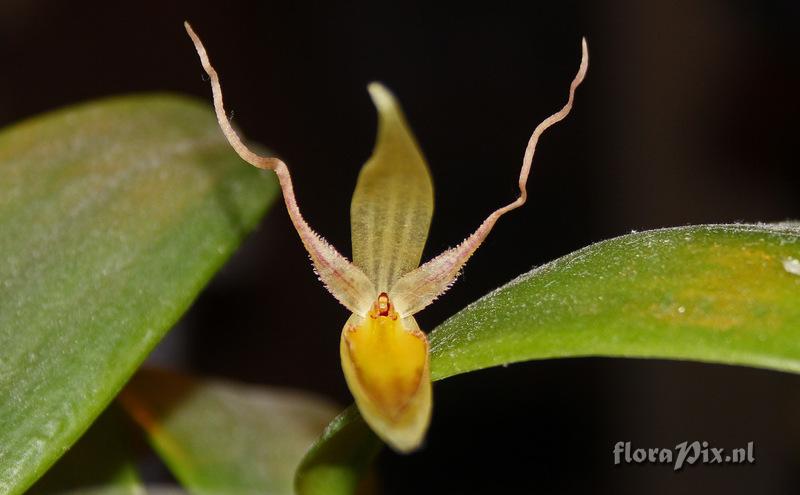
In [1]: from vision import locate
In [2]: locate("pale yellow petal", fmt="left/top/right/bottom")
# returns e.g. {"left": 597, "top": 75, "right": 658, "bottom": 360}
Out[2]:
{"left": 350, "top": 83, "right": 434, "bottom": 292}
{"left": 391, "top": 38, "right": 589, "bottom": 317}
{"left": 340, "top": 311, "right": 432, "bottom": 453}
{"left": 185, "top": 22, "right": 376, "bottom": 315}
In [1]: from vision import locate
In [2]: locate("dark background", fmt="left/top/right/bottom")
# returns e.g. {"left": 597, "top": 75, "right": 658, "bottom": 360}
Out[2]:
{"left": 3, "top": 1, "right": 800, "bottom": 494}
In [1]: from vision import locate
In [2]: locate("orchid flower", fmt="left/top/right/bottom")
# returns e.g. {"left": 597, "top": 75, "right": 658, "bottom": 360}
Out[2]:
{"left": 184, "top": 22, "right": 588, "bottom": 453}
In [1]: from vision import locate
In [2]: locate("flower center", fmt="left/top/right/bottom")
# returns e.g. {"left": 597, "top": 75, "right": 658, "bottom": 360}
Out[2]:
{"left": 372, "top": 292, "right": 395, "bottom": 318}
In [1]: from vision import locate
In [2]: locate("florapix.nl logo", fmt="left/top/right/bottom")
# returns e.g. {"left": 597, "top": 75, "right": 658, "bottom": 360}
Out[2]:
{"left": 613, "top": 441, "right": 755, "bottom": 471}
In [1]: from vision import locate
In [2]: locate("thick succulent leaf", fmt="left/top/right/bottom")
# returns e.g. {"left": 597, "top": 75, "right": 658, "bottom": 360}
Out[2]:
{"left": 350, "top": 83, "right": 434, "bottom": 292}
{"left": 296, "top": 223, "right": 800, "bottom": 494}
{"left": 120, "top": 368, "right": 339, "bottom": 495}
{"left": 430, "top": 223, "right": 800, "bottom": 378}
{"left": 28, "top": 404, "right": 143, "bottom": 495}
{"left": 0, "top": 95, "right": 278, "bottom": 495}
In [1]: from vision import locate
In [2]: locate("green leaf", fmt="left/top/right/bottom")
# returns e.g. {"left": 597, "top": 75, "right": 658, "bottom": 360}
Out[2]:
{"left": 120, "top": 368, "right": 339, "bottom": 495}
{"left": 296, "top": 223, "right": 800, "bottom": 494}
{"left": 0, "top": 94, "right": 278, "bottom": 494}
{"left": 294, "top": 407, "right": 382, "bottom": 495}
{"left": 28, "top": 404, "right": 143, "bottom": 495}
{"left": 350, "top": 83, "right": 434, "bottom": 292}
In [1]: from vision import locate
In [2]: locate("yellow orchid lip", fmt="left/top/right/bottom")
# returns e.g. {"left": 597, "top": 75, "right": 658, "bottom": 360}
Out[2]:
{"left": 340, "top": 293, "right": 431, "bottom": 452}
{"left": 185, "top": 21, "right": 587, "bottom": 453}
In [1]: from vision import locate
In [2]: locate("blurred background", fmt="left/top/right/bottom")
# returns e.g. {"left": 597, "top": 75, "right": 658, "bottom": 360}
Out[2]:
{"left": 2, "top": 1, "right": 800, "bottom": 493}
